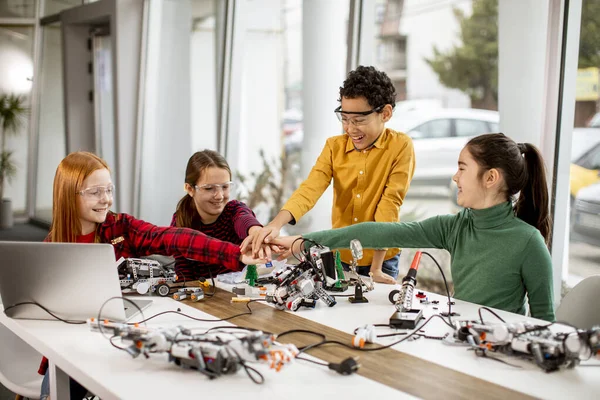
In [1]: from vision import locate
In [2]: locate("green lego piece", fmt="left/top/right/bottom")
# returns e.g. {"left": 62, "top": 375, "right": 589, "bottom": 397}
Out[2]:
{"left": 334, "top": 251, "right": 344, "bottom": 288}
{"left": 245, "top": 264, "right": 258, "bottom": 287}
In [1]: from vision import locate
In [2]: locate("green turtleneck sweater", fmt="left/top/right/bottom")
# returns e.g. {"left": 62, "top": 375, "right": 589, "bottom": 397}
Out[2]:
{"left": 304, "top": 202, "right": 555, "bottom": 321}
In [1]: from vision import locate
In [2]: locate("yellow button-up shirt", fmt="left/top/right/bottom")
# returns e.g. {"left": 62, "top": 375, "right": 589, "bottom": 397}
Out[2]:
{"left": 282, "top": 128, "right": 415, "bottom": 266}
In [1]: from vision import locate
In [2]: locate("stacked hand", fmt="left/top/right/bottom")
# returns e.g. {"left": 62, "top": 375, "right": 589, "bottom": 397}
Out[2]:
{"left": 239, "top": 226, "right": 285, "bottom": 264}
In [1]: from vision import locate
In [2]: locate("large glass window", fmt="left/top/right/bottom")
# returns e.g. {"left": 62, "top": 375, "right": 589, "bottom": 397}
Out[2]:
{"left": 0, "top": 25, "right": 35, "bottom": 214}
{"left": 0, "top": 1, "right": 36, "bottom": 18}
{"left": 35, "top": 23, "right": 65, "bottom": 222}
{"left": 455, "top": 118, "right": 490, "bottom": 137}
{"left": 43, "top": 0, "right": 82, "bottom": 16}
{"left": 361, "top": 0, "right": 499, "bottom": 292}
{"left": 566, "top": 0, "right": 600, "bottom": 290}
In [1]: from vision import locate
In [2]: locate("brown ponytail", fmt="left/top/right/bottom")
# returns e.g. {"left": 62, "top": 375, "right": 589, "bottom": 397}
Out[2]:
{"left": 515, "top": 143, "right": 552, "bottom": 245}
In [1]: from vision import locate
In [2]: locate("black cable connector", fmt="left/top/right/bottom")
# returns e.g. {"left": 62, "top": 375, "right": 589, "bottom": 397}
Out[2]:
{"left": 328, "top": 357, "right": 360, "bottom": 375}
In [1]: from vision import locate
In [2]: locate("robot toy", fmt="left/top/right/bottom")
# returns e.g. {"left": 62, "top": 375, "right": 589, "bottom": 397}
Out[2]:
{"left": 88, "top": 319, "right": 298, "bottom": 381}
{"left": 265, "top": 244, "right": 339, "bottom": 311}
{"left": 454, "top": 320, "right": 600, "bottom": 372}
{"left": 118, "top": 258, "right": 177, "bottom": 297}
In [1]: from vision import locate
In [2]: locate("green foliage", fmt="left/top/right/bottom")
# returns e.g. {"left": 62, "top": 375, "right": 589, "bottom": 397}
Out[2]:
{"left": 425, "top": 0, "right": 498, "bottom": 109}
{"left": 578, "top": 0, "right": 600, "bottom": 68}
{"left": 426, "top": 0, "right": 600, "bottom": 109}
{"left": 0, "top": 93, "right": 29, "bottom": 200}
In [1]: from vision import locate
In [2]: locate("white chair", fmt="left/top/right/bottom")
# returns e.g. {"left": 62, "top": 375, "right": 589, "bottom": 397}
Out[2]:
{"left": 556, "top": 275, "right": 600, "bottom": 329}
{"left": 0, "top": 323, "right": 43, "bottom": 399}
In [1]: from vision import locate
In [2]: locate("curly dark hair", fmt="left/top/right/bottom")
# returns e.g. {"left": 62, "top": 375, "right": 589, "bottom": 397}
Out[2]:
{"left": 338, "top": 65, "right": 396, "bottom": 110}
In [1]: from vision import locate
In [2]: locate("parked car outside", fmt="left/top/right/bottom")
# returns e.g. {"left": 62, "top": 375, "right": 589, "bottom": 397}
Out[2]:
{"left": 572, "top": 182, "right": 600, "bottom": 247}
{"left": 386, "top": 108, "right": 499, "bottom": 187}
{"left": 570, "top": 141, "right": 600, "bottom": 198}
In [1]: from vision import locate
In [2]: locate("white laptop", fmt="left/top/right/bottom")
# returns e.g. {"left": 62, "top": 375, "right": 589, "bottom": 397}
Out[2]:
{"left": 0, "top": 241, "right": 152, "bottom": 322}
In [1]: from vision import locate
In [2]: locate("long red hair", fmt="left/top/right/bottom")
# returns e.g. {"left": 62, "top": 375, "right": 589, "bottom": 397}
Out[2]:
{"left": 49, "top": 152, "right": 110, "bottom": 243}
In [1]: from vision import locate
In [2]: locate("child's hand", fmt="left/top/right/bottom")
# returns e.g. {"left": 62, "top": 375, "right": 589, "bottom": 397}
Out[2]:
{"left": 370, "top": 270, "right": 397, "bottom": 284}
{"left": 240, "top": 225, "right": 281, "bottom": 256}
{"left": 239, "top": 251, "right": 267, "bottom": 266}
{"left": 271, "top": 235, "right": 303, "bottom": 260}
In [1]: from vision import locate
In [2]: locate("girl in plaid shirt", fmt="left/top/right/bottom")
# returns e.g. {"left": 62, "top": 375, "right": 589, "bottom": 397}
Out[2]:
{"left": 39, "top": 151, "right": 265, "bottom": 400}
{"left": 171, "top": 150, "right": 265, "bottom": 280}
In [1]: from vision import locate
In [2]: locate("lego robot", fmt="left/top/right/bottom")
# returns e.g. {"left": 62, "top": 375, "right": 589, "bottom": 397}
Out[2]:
{"left": 454, "top": 320, "right": 600, "bottom": 372}
{"left": 118, "top": 258, "right": 177, "bottom": 297}
{"left": 87, "top": 319, "right": 297, "bottom": 381}
{"left": 265, "top": 244, "right": 339, "bottom": 311}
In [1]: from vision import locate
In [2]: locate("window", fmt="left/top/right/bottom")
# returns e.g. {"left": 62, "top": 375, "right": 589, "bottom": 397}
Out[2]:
{"left": 455, "top": 118, "right": 490, "bottom": 137}
{"left": 578, "top": 145, "right": 600, "bottom": 170}
{"left": 409, "top": 119, "right": 451, "bottom": 139}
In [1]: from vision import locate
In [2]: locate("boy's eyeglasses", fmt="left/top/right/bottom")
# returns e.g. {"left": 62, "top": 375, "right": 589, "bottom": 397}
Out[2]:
{"left": 194, "top": 181, "right": 235, "bottom": 196}
{"left": 334, "top": 105, "right": 384, "bottom": 126}
{"left": 77, "top": 184, "right": 115, "bottom": 200}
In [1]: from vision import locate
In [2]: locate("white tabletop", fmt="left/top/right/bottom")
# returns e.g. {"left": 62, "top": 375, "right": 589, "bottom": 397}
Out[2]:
{"left": 0, "top": 297, "right": 410, "bottom": 400}
{"left": 245, "top": 281, "right": 600, "bottom": 400}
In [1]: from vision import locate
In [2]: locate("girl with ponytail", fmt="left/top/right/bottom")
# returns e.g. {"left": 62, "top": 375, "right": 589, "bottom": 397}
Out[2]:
{"left": 172, "top": 150, "right": 264, "bottom": 281}
{"left": 274, "top": 133, "right": 555, "bottom": 321}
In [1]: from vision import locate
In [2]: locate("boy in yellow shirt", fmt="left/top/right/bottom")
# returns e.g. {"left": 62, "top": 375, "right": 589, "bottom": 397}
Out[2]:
{"left": 242, "top": 66, "right": 415, "bottom": 283}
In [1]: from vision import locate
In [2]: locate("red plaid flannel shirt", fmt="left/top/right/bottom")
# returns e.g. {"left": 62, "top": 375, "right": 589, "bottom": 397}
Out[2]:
{"left": 39, "top": 212, "right": 243, "bottom": 375}
{"left": 171, "top": 200, "right": 261, "bottom": 281}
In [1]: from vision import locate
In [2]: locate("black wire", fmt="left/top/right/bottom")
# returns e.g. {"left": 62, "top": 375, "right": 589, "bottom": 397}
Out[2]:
{"left": 2, "top": 302, "right": 86, "bottom": 324}
{"left": 421, "top": 251, "right": 453, "bottom": 322}
{"left": 98, "top": 297, "right": 146, "bottom": 340}
{"left": 295, "top": 355, "right": 329, "bottom": 367}
{"left": 300, "top": 314, "right": 451, "bottom": 354}
{"left": 127, "top": 299, "right": 259, "bottom": 325}
{"left": 471, "top": 348, "right": 524, "bottom": 369}
{"left": 291, "top": 237, "right": 306, "bottom": 262}
{"left": 277, "top": 329, "right": 327, "bottom": 341}
{"left": 478, "top": 307, "right": 506, "bottom": 324}
{"left": 226, "top": 346, "right": 265, "bottom": 384}
{"left": 204, "top": 325, "right": 263, "bottom": 334}
{"left": 109, "top": 335, "right": 130, "bottom": 352}
{"left": 200, "top": 266, "right": 216, "bottom": 297}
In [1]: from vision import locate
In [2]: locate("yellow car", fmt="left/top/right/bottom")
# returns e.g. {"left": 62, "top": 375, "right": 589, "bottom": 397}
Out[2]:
{"left": 570, "top": 142, "right": 600, "bottom": 198}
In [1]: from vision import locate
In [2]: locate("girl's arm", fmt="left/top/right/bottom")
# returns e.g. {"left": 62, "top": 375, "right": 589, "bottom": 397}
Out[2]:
{"left": 303, "top": 214, "right": 459, "bottom": 251}
{"left": 123, "top": 214, "right": 244, "bottom": 271}
{"left": 521, "top": 232, "right": 555, "bottom": 321}
{"left": 231, "top": 200, "right": 262, "bottom": 239}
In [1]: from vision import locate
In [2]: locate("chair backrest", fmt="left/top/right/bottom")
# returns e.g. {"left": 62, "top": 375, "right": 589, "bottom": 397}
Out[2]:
{"left": 0, "top": 323, "right": 43, "bottom": 398}
{"left": 556, "top": 275, "right": 600, "bottom": 329}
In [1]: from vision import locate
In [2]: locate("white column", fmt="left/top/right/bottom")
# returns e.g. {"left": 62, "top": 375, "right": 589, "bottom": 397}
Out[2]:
{"left": 498, "top": 1, "right": 550, "bottom": 147}
{"left": 300, "top": 0, "right": 347, "bottom": 232}
{"left": 498, "top": 0, "right": 582, "bottom": 304}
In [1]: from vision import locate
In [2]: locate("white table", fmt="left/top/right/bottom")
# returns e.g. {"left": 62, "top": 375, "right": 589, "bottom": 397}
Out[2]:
{"left": 255, "top": 281, "right": 600, "bottom": 400}
{"left": 0, "top": 297, "right": 409, "bottom": 400}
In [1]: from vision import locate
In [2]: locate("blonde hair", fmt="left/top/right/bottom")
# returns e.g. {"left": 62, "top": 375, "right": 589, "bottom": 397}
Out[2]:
{"left": 49, "top": 151, "right": 110, "bottom": 243}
